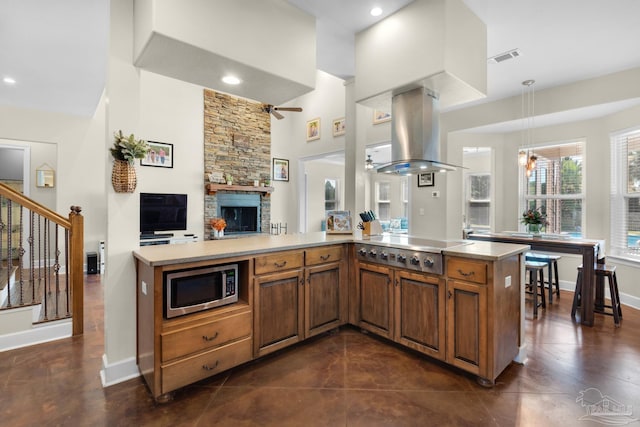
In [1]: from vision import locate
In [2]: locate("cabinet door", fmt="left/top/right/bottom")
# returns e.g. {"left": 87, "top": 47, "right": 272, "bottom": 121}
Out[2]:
{"left": 446, "top": 279, "right": 487, "bottom": 376}
{"left": 305, "top": 262, "right": 342, "bottom": 338}
{"left": 356, "top": 262, "right": 394, "bottom": 339}
{"left": 254, "top": 269, "right": 304, "bottom": 357}
{"left": 394, "top": 270, "right": 446, "bottom": 360}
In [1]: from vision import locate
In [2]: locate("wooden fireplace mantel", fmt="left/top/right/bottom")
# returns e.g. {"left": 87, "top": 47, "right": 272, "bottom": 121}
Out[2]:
{"left": 206, "top": 183, "right": 274, "bottom": 195}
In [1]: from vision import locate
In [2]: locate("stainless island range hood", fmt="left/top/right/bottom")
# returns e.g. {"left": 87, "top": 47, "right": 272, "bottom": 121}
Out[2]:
{"left": 376, "top": 87, "right": 462, "bottom": 175}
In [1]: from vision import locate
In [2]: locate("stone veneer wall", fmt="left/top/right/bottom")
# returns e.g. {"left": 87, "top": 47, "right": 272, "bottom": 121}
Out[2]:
{"left": 203, "top": 90, "right": 272, "bottom": 240}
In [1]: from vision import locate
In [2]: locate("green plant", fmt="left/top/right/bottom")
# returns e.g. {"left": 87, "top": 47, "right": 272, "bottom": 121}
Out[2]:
{"left": 110, "top": 130, "right": 149, "bottom": 165}
{"left": 520, "top": 207, "right": 547, "bottom": 225}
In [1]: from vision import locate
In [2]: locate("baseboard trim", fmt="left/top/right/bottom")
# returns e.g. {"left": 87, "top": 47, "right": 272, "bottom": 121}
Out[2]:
{"left": 100, "top": 354, "right": 139, "bottom": 387}
{"left": 0, "top": 317, "right": 72, "bottom": 352}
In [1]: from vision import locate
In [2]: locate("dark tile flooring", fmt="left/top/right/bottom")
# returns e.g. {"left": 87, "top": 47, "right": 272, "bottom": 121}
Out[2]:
{"left": 2, "top": 274, "right": 640, "bottom": 426}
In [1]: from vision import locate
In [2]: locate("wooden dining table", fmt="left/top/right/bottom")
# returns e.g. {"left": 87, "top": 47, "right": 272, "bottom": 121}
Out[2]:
{"left": 466, "top": 232, "right": 602, "bottom": 326}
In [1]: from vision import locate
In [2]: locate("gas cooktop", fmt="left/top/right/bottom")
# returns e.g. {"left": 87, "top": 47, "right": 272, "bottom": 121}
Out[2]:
{"left": 364, "top": 235, "right": 471, "bottom": 252}
{"left": 355, "top": 236, "right": 472, "bottom": 275}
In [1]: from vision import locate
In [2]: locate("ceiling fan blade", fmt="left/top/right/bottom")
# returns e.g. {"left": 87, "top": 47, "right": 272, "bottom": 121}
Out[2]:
{"left": 273, "top": 107, "right": 303, "bottom": 112}
{"left": 271, "top": 110, "right": 285, "bottom": 120}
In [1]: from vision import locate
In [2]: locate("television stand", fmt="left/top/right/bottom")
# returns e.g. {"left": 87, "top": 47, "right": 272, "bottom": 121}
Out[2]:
{"left": 141, "top": 233, "right": 174, "bottom": 240}
{"left": 140, "top": 234, "right": 197, "bottom": 246}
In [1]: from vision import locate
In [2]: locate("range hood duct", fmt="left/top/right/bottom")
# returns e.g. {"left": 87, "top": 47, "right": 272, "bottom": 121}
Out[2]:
{"left": 377, "top": 87, "right": 461, "bottom": 175}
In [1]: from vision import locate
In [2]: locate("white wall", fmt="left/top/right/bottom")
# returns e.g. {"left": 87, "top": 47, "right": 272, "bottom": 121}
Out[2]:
{"left": 270, "top": 71, "right": 348, "bottom": 232}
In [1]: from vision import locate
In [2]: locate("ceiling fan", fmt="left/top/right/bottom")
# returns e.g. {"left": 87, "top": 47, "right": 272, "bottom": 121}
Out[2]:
{"left": 262, "top": 104, "right": 303, "bottom": 120}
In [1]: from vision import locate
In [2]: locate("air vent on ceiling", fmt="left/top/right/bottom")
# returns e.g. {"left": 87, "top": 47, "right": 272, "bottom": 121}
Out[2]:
{"left": 488, "top": 48, "right": 521, "bottom": 64}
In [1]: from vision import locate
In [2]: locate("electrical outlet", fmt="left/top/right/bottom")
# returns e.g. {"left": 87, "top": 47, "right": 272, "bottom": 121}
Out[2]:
{"left": 141, "top": 280, "right": 148, "bottom": 295}
{"left": 505, "top": 276, "right": 512, "bottom": 288}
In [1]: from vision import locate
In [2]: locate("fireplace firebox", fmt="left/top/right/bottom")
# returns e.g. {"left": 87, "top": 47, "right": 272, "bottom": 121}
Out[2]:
{"left": 216, "top": 193, "right": 261, "bottom": 234}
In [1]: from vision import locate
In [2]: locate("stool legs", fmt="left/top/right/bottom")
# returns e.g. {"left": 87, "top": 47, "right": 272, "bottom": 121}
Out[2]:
{"left": 572, "top": 266, "right": 622, "bottom": 326}
{"left": 528, "top": 267, "right": 546, "bottom": 318}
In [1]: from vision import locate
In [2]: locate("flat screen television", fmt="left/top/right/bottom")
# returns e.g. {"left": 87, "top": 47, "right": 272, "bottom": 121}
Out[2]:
{"left": 140, "top": 193, "right": 187, "bottom": 237}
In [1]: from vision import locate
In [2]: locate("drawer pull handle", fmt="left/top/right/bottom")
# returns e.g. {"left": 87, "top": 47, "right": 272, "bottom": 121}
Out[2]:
{"left": 457, "top": 269, "right": 475, "bottom": 278}
{"left": 320, "top": 254, "right": 331, "bottom": 261}
{"left": 202, "top": 332, "right": 219, "bottom": 342}
{"left": 274, "top": 261, "right": 287, "bottom": 268}
{"left": 202, "top": 361, "right": 219, "bottom": 371}
{"left": 448, "top": 290, "right": 453, "bottom": 299}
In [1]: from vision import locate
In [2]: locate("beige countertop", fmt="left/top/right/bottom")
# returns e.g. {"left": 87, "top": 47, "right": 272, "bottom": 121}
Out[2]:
{"left": 443, "top": 241, "right": 530, "bottom": 261}
{"left": 133, "top": 232, "right": 353, "bottom": 266}
{"left": 134, "top": 232, "right": 529, "bottom": 267}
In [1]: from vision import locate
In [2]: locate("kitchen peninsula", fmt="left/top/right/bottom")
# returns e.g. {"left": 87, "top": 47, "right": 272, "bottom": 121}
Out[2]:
{"left": 133, "top": 232, "right": 528, "bottom": 401}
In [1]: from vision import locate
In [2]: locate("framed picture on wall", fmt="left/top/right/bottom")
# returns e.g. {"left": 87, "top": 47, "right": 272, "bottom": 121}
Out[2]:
{"left": 273, "top": 158, "right": 289, "bottom": 182}
{"left": 306, "top": 118, "right": 320, "bottom": 141}
{"left": 332, "top": 117, "right": 345, "bottom": 136}
{"left": 141, "top": 141, "right": 173, "bottom": 168}
{"left": 417, "top": 172, "right": 434, "bottom": 187}
{"left": 373, "top": 110, "right": 391, "bottom": 124}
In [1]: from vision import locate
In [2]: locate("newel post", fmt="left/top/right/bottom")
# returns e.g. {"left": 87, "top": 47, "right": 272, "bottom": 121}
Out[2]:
{"left": 69, "top": 205, "right": 84, "bottom": 335}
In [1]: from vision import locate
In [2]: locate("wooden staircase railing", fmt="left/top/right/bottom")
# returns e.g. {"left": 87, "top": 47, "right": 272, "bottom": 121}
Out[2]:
{"left": 0, "top": 182, "right": 84, "bottom": 335}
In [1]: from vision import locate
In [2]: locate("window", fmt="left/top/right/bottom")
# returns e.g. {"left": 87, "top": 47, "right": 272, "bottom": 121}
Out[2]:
{"left": 376, "top": 181, "right": 391, "bottom": 221}
{"left": 520, "top": 141, "right": 584, "bottom": 236}
{"left": 324, "top": 179, "right": 339, "bottom": 211}
{"left": 611, "top": 128, "right": 640, "bottom": 258}
{"left": 466, "top": 173, "right": 491, "bottom": 230}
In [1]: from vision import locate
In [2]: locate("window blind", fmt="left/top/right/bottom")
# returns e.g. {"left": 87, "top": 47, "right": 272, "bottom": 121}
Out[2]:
{"left": 610, "top": 128, "right": 640, "bottom": 257}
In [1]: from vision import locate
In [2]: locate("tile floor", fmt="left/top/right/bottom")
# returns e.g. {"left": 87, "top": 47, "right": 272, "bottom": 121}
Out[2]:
{"left": 1, "top": 274, "right": 640, "bottom": 426}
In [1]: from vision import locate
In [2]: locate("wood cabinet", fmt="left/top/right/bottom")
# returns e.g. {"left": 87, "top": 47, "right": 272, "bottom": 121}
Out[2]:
{"left": 254, "top": 268, "right": 304, "bottom": 357}
{"left": 354, "top": 253, "right": 521, "bottom": 385}
{"left": 355, "top": 262, "right": 394, "bottom": 339}
{"left": 135, "top": 258, "right": 253, "bottom": 401}
{"left": 253, "top": 245, "right": 347, "bottom": 357}
{"left": 445, "top": 256, "right": 520, "bottom": 385}
{"left": 394, "top": 270, "right": 446, "bottom": 360}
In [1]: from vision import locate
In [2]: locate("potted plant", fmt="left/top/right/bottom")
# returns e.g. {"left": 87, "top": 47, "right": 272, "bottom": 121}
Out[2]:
{"left": 520, "top": 207, "right": 548, "bottom": 235}
{"left": 225, "top": 173, "right": 233, "bottom": 185}
{"left": 210, "top": 218, "right": 227, "bottom": 239}
{"left": 110, "top": 130, "right": 149, "bottom": 193}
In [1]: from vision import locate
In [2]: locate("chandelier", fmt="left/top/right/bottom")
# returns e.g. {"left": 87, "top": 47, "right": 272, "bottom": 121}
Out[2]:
{"left": 519, "top": 79, "right": 537, "bottom": 177}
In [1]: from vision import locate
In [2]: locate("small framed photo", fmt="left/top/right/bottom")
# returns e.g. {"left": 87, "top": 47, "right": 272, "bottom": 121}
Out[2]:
{"left": 273, "top": 158, "right": 289, "bottom": 182}
{"left": 373, "top": 110, "right": 391, "bottom": 124}
{"left": 141, "top": 141, "right": 173, "bottom": 168}
{"left": 306, "top": 118, "right": 320, "bottom": 141}
{"left": 332, "top": 117, "right": 345, "bottom": 137}
{"left": 417, "top": 172, "right": 435, "bottom": 187}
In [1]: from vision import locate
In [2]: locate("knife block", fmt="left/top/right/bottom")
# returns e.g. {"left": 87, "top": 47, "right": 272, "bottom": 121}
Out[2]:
{"left": 363, "top": 220, "right": 383, "bottom": 237}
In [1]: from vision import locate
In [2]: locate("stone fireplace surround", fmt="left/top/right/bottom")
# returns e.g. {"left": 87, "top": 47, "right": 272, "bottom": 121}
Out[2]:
{"left": 203, "top": 89, "right": 271, "bottom": 239}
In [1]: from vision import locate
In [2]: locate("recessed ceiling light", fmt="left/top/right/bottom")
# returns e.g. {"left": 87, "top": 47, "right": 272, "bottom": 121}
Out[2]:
{"left": 222, "top": 75, "right": 241, "bottom": 85}
{"left": 370, "top": 7, "right": 383, "bottom": 17}
{"left": 3, "top": 77, "right": 16, "bottom": 85}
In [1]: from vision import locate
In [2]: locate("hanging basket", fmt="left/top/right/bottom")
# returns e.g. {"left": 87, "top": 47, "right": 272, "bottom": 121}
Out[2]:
{"left": 112, "top": 160, "right": 137, "bottom": 193}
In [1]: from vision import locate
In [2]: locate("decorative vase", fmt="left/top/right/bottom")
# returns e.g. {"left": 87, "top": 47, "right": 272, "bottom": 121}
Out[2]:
{"left": 112, "top": 159, "right": 137, "bottom": 193}
{"left": 213, "top": 229, "right": 225, "bottom": 239}
{"left": 527, "top": 223, "right": 542, "bottom": 235}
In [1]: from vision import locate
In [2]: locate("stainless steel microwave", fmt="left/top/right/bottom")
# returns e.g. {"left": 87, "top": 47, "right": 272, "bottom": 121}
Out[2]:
{"left": 164, "top": 264, "right": 238, "bottom": 318}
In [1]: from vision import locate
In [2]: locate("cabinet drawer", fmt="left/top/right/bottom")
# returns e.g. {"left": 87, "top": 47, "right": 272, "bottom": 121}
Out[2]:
{"left": 255, "top": 251, "right": 303, "bottom": 275}
{"left": 161, "top": 311, "right": 252, "bottom": 362}
{"left": 447, "top": 258, "right": 488, "bottom": 284}
{"left": 162, "top": 337, "right": 252, "bottom": 394}
{"left": 305, "top": 245, "right": 343, "bottom": 266}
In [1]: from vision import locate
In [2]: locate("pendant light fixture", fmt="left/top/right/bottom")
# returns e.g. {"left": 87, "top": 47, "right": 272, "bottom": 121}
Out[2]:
{"left": 520, "top": 79, "right": 537, "bottom": 177}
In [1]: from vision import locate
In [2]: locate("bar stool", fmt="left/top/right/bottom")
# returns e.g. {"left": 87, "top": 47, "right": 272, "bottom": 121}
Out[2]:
{"left": 525, "top": 261, "right": 547, "bottom": 318}
{"left": 572, "top": 263, "right": 622, "bottom": 326}
{"left": 525, "top": 252, "right": 561, "bottom": 304}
